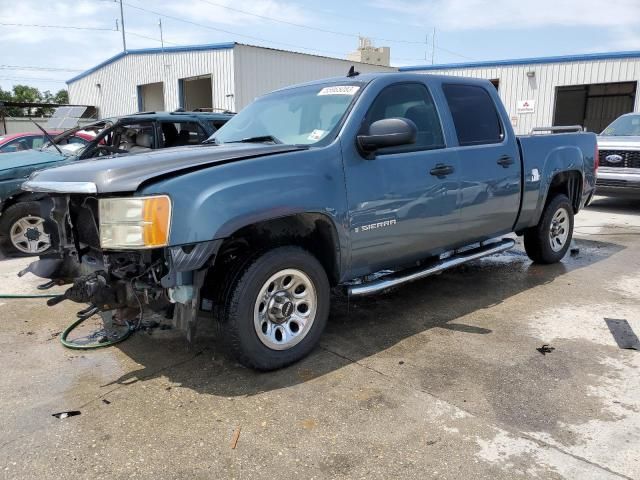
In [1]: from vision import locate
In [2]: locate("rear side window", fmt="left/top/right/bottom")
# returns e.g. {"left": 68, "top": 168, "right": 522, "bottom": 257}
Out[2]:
{"left": 443, "top": 84, "right": 503, "bottom": 146}
{"left": 365, "top": 83, "right": 445, "bottom": 154}
{"left": 161, "top": 121, "right": 207, "bottom": 147}
{"left": 208, "top": 120, "right": 227, "bottom": 131}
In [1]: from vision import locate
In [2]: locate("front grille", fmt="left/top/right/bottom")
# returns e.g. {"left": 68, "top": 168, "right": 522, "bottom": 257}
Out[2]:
{"left": 599, "top": 149, "right": 640, "bottom": 168}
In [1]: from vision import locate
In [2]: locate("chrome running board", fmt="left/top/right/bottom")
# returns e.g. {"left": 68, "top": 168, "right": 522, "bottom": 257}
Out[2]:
{"left": 348, "top": 238, "right": 516, "bottom": 297}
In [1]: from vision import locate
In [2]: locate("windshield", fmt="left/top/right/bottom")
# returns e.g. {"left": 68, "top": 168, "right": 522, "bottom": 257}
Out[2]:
{"left": 57, "top": 143, "right": 86, "bottom": 155}
{"left": 210, "top": 82, "right": 363, "bottom": 146}
{"left": 601, "top": 114, "right": 640, "bottom": 136}
{"left": 42, "top": 121, "right": 110, "bottom": 156}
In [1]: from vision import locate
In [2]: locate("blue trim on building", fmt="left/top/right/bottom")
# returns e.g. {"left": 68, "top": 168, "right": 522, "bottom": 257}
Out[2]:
{"left": 399, "top": 50, "right": 640, "bottom": 72}
{"left": 67, "top": 42, "right": 236, "bottom": 84}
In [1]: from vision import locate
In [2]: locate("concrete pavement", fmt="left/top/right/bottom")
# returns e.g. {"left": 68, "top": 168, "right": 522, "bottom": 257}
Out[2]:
{"left": 1, "top": 196, "right": 639, "bottom": 479}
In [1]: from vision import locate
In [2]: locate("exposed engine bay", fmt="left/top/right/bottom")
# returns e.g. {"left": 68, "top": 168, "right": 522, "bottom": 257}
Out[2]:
{"left": 22, "top": 194, "right": 220, "bottom": 340}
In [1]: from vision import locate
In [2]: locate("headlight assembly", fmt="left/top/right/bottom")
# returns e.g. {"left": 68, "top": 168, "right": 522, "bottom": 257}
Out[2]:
{"left": 99, "top": 195, "right": 171, "bottom": 249}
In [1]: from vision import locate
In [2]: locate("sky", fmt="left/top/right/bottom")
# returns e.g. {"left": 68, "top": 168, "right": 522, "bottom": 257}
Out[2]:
{"left": 1, "top": 0, "right": 640, "bottom": 93}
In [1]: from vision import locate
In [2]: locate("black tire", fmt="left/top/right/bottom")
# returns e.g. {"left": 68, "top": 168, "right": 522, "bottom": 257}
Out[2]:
{"left": 218, "top": 246, "right": 330, "bottom": 371}
{"left": 524, "top": 194, "right": 574, "bottom": 264}
{"left": 0, "top": 201, "right": 55, "bottom": 258}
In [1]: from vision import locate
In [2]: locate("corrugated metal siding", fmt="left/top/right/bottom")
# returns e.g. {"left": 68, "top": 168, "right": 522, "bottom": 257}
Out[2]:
{"left": 409, "top": 58, "right": 640, "bottom": 134}
{"left": 233, "top": 45, "right": 396, "bottom": 109}
{"left": 68, "top": 49, "right": 235, "bottom": 117}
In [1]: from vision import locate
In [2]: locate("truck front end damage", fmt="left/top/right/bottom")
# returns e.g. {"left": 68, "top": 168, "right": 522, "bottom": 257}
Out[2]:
{"left": 20, "top": 182, "right": 219, "bottom": 340}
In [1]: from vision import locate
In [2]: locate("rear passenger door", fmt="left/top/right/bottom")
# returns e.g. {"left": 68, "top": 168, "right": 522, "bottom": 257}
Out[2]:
{"left": 441, "top": 83, "right": 521, "bottom": 242}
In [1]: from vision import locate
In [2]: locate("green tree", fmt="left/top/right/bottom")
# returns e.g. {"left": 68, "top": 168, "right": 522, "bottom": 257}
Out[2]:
{"left": 0, "top": 86, "right": 11, "bottom": 102}
{"left": 0, "top": 85, "right": 69, "bottom": 117}
{"left": 12, "top": 85, "right": 42, "bottom": 104}
{"left": 54, "top": 89, "right": 69, "bottom": 104}
{"left": 0, "top": 86, "right": 21, "bottom": 116}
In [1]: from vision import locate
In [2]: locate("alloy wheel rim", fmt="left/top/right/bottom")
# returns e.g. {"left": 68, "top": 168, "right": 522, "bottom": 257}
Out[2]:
{"left": 9, "top": 215, "right": 51, "bottom": 254}
{"left": 254, "top": 268, "right": 317, "bottom": 351}
{"left": 549, "top": 207, "right": 569, "bottom": 252}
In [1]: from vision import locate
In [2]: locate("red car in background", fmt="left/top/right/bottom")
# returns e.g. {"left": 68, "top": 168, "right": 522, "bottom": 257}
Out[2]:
{"left": 0, "top": 131, "right": 94, "bottom": 153}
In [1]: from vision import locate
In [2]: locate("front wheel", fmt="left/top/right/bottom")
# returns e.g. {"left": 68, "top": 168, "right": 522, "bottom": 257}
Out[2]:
{"left": 0, "top": 201, "right": 54, "bottom": 257}
{"left": 524, "top": 194, "right": 574, "bottom": 264}
{"left": 219, "top": 246, "right": 330, "bottom": 370}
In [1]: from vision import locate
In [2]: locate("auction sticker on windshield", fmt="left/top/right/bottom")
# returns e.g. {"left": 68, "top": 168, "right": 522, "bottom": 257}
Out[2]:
{"left": 307, "top": 129, "right": 326, "bottom": 141}
{"left": 318, "top": 86, "right": 360, "bottom": 96}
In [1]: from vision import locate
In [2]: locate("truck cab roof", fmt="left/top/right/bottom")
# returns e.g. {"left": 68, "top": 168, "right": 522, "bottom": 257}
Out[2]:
{"left": 116, "top": 111, "right": 235, "bottom": 124}
{"left": 272, "top": 71, "right": 494, "bottom": 94}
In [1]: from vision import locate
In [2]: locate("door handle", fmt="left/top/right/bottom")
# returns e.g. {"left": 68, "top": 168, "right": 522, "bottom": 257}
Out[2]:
{"left": 497, "top": 155, "right": 514, "bottom": 168}
{"left": 430, "top": 164, "right": 455, "bottom": 177}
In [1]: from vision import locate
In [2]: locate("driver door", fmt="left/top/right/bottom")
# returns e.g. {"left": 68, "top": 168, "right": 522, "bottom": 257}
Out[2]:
{"left": 342, "top": 82, "right": 460, "bottom": 276}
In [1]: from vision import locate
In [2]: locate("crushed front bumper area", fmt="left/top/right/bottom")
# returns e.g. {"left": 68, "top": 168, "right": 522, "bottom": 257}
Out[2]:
{"left": 22, "top": 193, "right": 222, "bottom": 340}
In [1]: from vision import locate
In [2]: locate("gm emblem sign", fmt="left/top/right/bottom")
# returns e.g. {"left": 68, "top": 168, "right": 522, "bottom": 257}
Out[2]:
{"left": 605, "top": 154, "right": 624, "bottom": 164}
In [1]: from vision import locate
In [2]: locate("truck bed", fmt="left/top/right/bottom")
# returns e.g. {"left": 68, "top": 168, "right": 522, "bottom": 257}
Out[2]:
{"left": 515, "top": 131, "right": 597, "bottom": 231}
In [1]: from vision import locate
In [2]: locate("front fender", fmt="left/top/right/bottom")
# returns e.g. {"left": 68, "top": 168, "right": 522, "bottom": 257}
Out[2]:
{"left": 0, "top": 178, "right": 24, "bottom": 206}
{"left": 139, "top": 146, "right": 350, "bottom": 275}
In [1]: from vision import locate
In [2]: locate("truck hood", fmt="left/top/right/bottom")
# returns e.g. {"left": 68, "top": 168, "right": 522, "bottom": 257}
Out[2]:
{"left": 23, "top": 143, "right": 307, "bottom": 194}
{"left": 597, "top": 135, "right": 640, "bottom": 149}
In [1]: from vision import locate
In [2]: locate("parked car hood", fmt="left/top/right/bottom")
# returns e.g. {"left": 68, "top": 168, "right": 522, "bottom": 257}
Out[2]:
{"left": 23, "top": 143, "right": 308, "bottom": 194}
{"left": 0, "top": 149, "right": 64, "bottom": 172}
{"left": 0, "top": 150, "right": 66, "bottom": 183}
{"left": 597, "top": 135, "right": 640, "bottom": 149}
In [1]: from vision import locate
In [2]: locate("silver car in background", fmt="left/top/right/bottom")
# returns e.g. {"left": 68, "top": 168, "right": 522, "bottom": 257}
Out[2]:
{"left": 596, "top": 113, "right": 640, "bottom": 197}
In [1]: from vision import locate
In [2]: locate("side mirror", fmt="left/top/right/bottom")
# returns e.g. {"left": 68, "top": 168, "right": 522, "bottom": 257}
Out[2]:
{"left": 357, "top": 118, "right": 417, "bottom": 158}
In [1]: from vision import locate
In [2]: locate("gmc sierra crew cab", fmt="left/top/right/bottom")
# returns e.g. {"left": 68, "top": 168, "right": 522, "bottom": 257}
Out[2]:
{"left": 21, "top": 72, "right": 597, "bottom": 370}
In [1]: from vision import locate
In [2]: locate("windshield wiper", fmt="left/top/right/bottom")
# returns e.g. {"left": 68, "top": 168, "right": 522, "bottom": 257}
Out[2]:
{"left": 226, "top": 135, "right": 283, "bottom": 144}
{"left": 30, "top": 120, "right": 63, "bottom": 155}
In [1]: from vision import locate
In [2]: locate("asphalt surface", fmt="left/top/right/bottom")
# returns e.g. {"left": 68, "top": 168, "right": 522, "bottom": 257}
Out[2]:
{"left": 1, "top": 196, "right": 639, "bottom": 479}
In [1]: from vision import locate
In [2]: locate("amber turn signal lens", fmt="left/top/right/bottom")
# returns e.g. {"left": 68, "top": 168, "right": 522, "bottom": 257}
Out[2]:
{"left": 142, "top": 196, "right": 171, "bottom": 247}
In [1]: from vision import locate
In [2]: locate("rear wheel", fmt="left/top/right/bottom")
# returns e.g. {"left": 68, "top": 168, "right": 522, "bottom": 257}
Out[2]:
{"left": 0, "top": 202, "right": 54, "bottom": 257}
{"left": 219, "top": 246, "right": 330, "bottom": 370}
{"left": 524, "top": 194, "right": 574, "bottom": 264}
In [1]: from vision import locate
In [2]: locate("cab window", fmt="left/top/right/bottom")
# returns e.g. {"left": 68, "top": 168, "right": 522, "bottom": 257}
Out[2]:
{"left": 443, "top": 84, "right": 503, "bottom": 146}
{"left": 160, "top": 121, "right": 207, "bottom": 147}
{"left": 363, "top": 83, "right": 445, "bottom": 154}
{"left": 208, "top": 120, "right": 227, "bottom": 131}
{"left": 114, "top": 123, "right": 155, "bottom": 153}
{"left": 82, "top": 121, "right": 154, "bottom": 158}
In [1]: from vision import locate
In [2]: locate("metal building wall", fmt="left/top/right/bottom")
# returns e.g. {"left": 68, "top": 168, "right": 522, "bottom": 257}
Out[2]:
{"left": 232, "top": 44, "right": 396, "bottom": 109}
{"left": 68, "top": 47, "right": 235, "bottom": 118}
{"left": 406, "top": 58, "right": 640, "bottom": 134}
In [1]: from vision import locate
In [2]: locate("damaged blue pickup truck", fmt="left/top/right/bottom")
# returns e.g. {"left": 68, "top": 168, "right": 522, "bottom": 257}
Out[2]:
{"left": 22, "top": 72, "right": 597, "bottom": 370}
